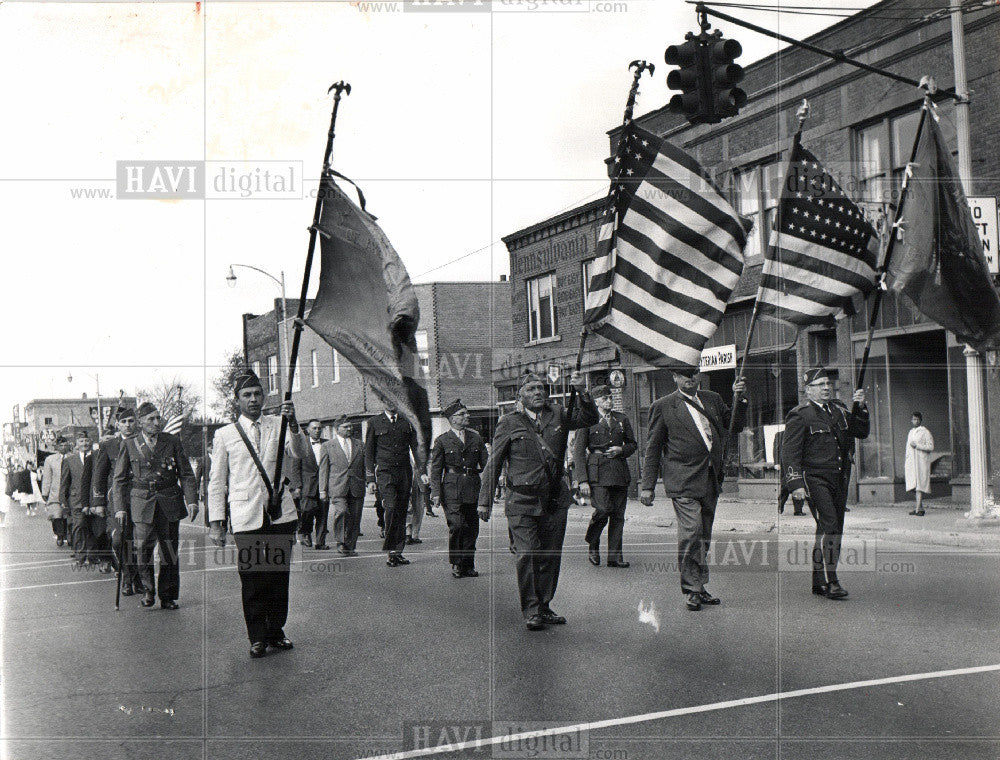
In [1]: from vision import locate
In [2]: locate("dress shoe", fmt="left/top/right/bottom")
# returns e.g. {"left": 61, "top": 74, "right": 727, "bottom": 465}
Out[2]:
{"left": 410, "top": 538, "right": 422, "bottom": 544}
{"left": 908, "top": 509, "right": 926, "bottom": 516}
{"left": 698, "top": 589, "right": 721, "bottom": 605}
{"left": 812, "top": 584, "right": 830, "bottom": 597}
{"left": 379, "top": 527, "right": 386, "bottom": 539}
{"left": 344, "top": 549, "right": 359, "bottom": 557}
{"left": 140, "top": 592, "right": 156, "bottom": 608}
{"left": 161, "top": 600, "right": 179, "bottom": 610}
{"left": 267, "top": 637, "right": 294, "bottom": 650}
{"left": 249, "top": 642, "right": 267, "bottom": 658}
{"left": 452, "top": 566, "right": 463, "bottom": 578}
{"left": 607, "top": 559, "right": 630, "bottom": 568}
{"left": 394, "top": 554, "right": 410, "bottom": 565}
{"left": 405, "top": 536, "right": 416, "bottom": 545}
{"left": 298, "top": 535, "right": 313, "bottom": 548}
{"left": 525, "top": 615, "right": 547, "bottom": 631}
{"left": 588, "top": 547, "right": 601, "bottom": 566}
{"left": 121, "top": 583, "right": 135, "bottom": 597}
{"left": 337, "top": 547, "right": 350, "bottom": 556}
{"left": 358, "top": 531, "right": 364, "bottom": 536}
{"left": 539, "top": 609, "right": 566, "bottom": 625}
{"left": 56, "top": 538, "right": 64, "bottom": 547}
{"left": 825, "top": 582, "right": 849, "bottom": 599}
{"left": 387, "top": 554, "right": 400, "bottom": 567}
{"left": 792, "top": 510, "right": 806, "bottom": 516}
{"left": 99, "top": 562, "right": 114, "bottom": 574}
{"left": 314, "top": 544, "right": 331, "bottom": 550}
{"left": 462, "top": 568, "right": 479, "bottom": 577}
{"left": 685, "top": 592, "right": 702, "bottom": 611}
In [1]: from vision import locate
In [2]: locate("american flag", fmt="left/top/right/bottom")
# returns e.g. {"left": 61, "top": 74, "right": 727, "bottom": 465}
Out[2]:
{"left": 162, "top": 412, "right": 185, "bottom": 436}
{"left": 755, "top": 141, "right": 878, "bottom": 326}
{"left": 584, "top": 125, "right": 751, "bottom": 368}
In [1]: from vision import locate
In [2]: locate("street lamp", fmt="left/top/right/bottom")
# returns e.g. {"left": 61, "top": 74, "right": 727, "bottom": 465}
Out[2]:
{"left": 67, "top": 370, "right": 104, "bottom": 436}
{"left": 226, "top": 264, "right": 290, "bottom": 397}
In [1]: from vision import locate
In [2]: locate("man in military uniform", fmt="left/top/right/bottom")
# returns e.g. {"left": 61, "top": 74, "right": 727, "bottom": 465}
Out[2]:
{"left": 430, "top": 400, "right": 488, "bottom": 578}
{"left": 572, "top": 385, "right": 637, "bottom": 568}
{"left": 112, "top": 402, "right": 198, "bottom": 609}
{"left": 91, "top": 407, "right": 143, "bottom": 595}
{"left": 478, "top": 372, "right": 598, "bottom": 630}
{"left": 365, "top": 399, "right": 426, "bottom": 567}
{"left": 781, "top": 367, "right": 869, "bottom": 600}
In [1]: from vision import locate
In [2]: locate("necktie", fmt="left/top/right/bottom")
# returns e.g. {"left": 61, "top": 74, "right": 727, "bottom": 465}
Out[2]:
{"left": 342, "top": 436, "right": 351, "bottom": 459}
{"left": 252, "top": 421, "right": 261, "bottom": 451}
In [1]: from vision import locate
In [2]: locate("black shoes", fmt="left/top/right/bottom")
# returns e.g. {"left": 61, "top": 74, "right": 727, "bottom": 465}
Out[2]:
{"left": 298, "top": 535, "right": 313, "bottom": 548}
{"left": 121, "top": 584, "right": 135, "bottom": 597}
{"left": 698, "top": 589, "right": 720, "bottom": 605}
{"left": 525, "top": 615, "right": 546, "bottom": 631}
{"left": 452, "top": 566, "right": 463, "bottom": 578}
{"left": 607, "top": 559, "right": 630, "bottom": 568}
{"left": 405, "top": 536, "right": 422, "bottom": 545}
{"left": 387, "top": 553, "right": 411, "bottom": 567}
{"left": 686, "top": 592, "right": 702, "bottom": 611}
{"left": 588, "top": 547, "right": 601, "bottom": 566}
{"left": 338, "top": 548, "right": 358, "bottom": 557}
{"left": 463, "top": 568, "right": 479, "bottom": 577}
{"left": 813, "top": 582, "right": 849, "bottom": 599}
{"left": 267, "top": 637, "right": 294, "bottom": 650}
{"left": 539, "top": 609, "right": 566, "bottom": 625}
{"left": 140, "top": 592, "right": 156, "bottom": 608}
{"left": 908, "top": 509, "right": 926, "bottom": 516}
{"left": 161, "top": 600, "right": 179, "bottom": 610}
{"left": 314, "top": 544, "right": 331, "bottom": 550}
{"left": 249, "top": 642, "right": 267, "bottom": 658}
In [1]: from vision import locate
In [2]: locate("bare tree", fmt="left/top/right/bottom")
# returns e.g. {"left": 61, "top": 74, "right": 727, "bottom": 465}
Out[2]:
{"left": 135, "top": 376, "right": 202, "bottom": 420}
{"left": 211, "top": 349, "right": 246, "bottom": 422}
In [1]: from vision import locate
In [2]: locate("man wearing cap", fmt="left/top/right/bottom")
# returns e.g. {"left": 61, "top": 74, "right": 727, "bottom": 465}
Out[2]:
{"left": 365, "top": 398, "right": 426, "bottom": 568}
{"left": 60, "top": 429, "right": 98, "bottom": 568}
{"left": 288, "top": 419, "right": 327, "bottom": 549}
{"left": 207, "top": 371, "right": 307, "bottom": 658}
{"left": 572, "top": 385, "right": 637, "bottom": 568}
{"left": 92, "top": 407, "right": 143, "bottom": 594}
{"left": 781, "top": 367, "right": 868, "bottom": 600}
{"left": 478, "top": 371, "right": 598, "bottom": 630}
{"left": 41, "top": 436, "right": 71, "bottom": 547}
{"left": 113, "top": 403, "right": 198, "bottom": 608}
{"left": 430, "top": 400, "right": 488, "bottom": 578}
{"left": 319, "top": 415, "right": 366, "bottom": 557}
{"left": 640, "top": 367, "right": 747, "bottom": 611}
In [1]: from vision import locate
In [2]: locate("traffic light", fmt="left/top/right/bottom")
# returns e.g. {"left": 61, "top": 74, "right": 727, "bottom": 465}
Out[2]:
{"left": 665, "top": 38, "right": 706, "bottom": 121}
{"left": 707, "top": 35, "right": 746, "bottom": 118}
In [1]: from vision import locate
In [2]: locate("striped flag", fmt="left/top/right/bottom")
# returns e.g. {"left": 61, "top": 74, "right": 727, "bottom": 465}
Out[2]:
{"left": 162, "top": 412, "right": 185, "bottom": 436}
{"left": 755, "top": 141, "right": 878, "bottom": 326}
{"left": 584, "top": 125, "right": 751, "bottom": 368}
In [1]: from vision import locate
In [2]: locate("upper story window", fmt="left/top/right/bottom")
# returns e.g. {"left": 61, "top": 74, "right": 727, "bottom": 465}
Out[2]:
{"left": 311, "top": 350, "right": 319, "bottom": 388}
{"left": 582, "top": 258, "right": 598, "bottom": 303}
{"left": 415, "top": 331, "right": 430, "bottom": 377}
{"left": 331, "top": 349, "right": 341, "bottom": 384}
{"left": 291, "top": 360, "right": 301, "bottom": 392}
{"left": 733, "top": 159, "right": 781, "bottom": 265}
{"left": 267, "top": 355, "right": 278, "bottom": 395}
{"left": 527, "top": 272, "right": 558, "bottom": 342}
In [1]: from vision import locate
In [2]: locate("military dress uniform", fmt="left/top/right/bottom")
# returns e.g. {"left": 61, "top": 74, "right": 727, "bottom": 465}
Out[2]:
{"left": 365, "top": 411, "right": 421, "bottom": 563}
{"left": 430, "top": 401, "right": 488, "bottom": 576}
{"left": 479, "top": 379, "right": 598, "bottom": 624}
{"left": 781, "top": 388, "right": 869, "bottom": 595}
{"left": 112, "top": 413, "right": 197, "bottom": 607}
{"left": 573, "top": 387, "right": 637, "bottom": 567}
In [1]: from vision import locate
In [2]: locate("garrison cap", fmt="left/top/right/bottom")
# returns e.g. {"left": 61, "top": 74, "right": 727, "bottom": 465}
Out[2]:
{"left": 591, "top": 385, "right": 612, "bottom": 399}
{"left": 443, "top": 399, "right": 467, "bottom": 418}
{"left": 519, "top": 372, "right": 546, "bottom": 389}
{"left": 233, "top": 369, "right": 263, "bottom": 394}
{"left": 136, "top": 402, "right": 158, "bottom": 419}
{"left": 803, "top": 366, "right": 829, "bottom": 385}
{"left": 115, "top": 407, "right": 136, "bottom": 421}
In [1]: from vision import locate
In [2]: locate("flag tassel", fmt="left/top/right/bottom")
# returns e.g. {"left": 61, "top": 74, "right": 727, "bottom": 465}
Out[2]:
{"left": 270, "top": 81, "right": 352, "bottom": 515}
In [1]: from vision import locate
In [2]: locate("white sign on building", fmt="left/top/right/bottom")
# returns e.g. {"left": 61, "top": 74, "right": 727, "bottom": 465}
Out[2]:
{"left": 967, "top": 196, "right": 999, "bottom": 275}
{"left": 699, "top": 344, "right": 737, "bottom": 372}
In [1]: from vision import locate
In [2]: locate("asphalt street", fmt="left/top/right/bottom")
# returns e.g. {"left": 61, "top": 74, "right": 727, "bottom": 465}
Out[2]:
{"left": 3, "top": 498, "right": 999, "bottom": 760}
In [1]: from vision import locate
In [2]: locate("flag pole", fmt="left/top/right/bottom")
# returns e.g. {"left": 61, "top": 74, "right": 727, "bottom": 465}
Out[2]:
{"left": 854, "top": 95, "right": 931, "bottom": 395}
{"left": 725, "top": 100, "right": 810, "bottom": 450}
{"left": 270, "top": 81, "right": 351, "bottom": 514}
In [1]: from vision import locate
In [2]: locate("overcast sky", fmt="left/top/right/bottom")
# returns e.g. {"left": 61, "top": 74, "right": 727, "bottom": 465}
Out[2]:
{"left": 0, "top": 0, "right": 877, "bottom": 427}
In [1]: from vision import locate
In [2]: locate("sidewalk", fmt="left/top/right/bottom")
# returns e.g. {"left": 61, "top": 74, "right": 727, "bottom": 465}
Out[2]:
{"left": 564, "top": 493, "right": 1000, "bottom": 550}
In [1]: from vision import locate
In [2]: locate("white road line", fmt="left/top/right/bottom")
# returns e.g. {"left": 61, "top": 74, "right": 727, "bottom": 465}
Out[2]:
{"left": 359, "top": 664, "right": 1000, "bottom": 760}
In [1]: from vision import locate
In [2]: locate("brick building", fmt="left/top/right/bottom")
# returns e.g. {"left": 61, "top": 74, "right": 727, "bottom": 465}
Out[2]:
{"left": 243, "top": 281, "right": 511, "bottom": 441}
{"left": 24, "top": 395, "right": 138, "bottom": 451}
{"left": 498, "top": 0, "right": 1000, "bottom": 503}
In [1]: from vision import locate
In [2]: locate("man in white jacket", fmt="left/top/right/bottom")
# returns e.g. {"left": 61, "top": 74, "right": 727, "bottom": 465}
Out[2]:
{"left": 207, "top": 370, "right": 309, "bottom": 659}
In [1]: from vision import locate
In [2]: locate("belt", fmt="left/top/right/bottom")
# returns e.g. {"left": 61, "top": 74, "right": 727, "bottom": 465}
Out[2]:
{"left": 444, "top": 466, "right": 479, "bottom": 475}
{"left": 135, "top": 482, "right": 178, "bottom": 495}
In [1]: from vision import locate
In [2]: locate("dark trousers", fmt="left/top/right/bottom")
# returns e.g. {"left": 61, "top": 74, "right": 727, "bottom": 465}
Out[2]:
{"left": 805, "top": 472, "right": 847, "bottom": 587}
{"left": 296, "top": 496, "right": 318, "bottom": 538}
{"left": 313, "top": 498, "right": 330, "bottom": 545}
{"left": 584, "top": 485, "right": 628, "bottom": 561}
{"left": 50, "top": 516, "right": 68, "bottom": 541}
{"left": 444, "top": 501, "right": 480, "bottom": 569}
{"left": 374, "top": 489, "right": 385, "bottom": 528}
{"left": 378, "top": 468, "right": 412, "bottom": 554}
{"left": 71, "top": 512, "right": 106, "bottom": 563}
{"left": 671, "top": 485, "right": 719, "bottom": 594}
{"left": 234, "top": 522, "right": 296, "bottom": 644}
{"left": 507, "top": 508, "right": 569, "bottom": 619}
{"left": 332, "top": 494, "right": 364, "bottom": 550}
{"left": 133, "top": 509, "right": 180, "bottom": 602}
{"left": 111, "top": 517, "right": 143, "bottom": 589}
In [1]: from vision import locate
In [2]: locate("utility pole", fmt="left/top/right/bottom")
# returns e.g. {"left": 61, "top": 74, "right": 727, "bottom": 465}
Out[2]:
{"left": 950, "top": 0, "right": 990, "bottom": 514}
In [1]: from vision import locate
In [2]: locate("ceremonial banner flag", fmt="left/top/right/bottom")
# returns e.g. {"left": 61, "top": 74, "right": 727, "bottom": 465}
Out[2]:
{"left": 885, "top": 110, "right": 1000, "bottom": 352}
{"left": 162, "top": 413, "right": 185, "bottom": 436}
{"left": 583, "top": 125, "right": 751, "bottom": 369}
{"left": 755, "top": 142, "right": 878, "bottom": 326}
{"left": 304, "top": 176, "right": 432, "bottom": 456}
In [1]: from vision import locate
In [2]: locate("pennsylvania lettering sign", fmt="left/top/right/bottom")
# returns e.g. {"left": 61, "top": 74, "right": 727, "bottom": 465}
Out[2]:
{"left": 511, "top": 233, "right": 592, "bottom": 276}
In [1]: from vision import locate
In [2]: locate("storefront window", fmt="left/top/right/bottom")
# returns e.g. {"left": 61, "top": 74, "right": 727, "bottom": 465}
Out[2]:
{"left": 733, "top": 348, "right": 798, "bottom": 479}
{"left": 948, "top": 344, "right": 970, "bottom": 478}
{"left": 857, "top": 357, "right": 893, "bottom": 480}
{"left": 527, "top": 273, "right": 557, "bottom": 342}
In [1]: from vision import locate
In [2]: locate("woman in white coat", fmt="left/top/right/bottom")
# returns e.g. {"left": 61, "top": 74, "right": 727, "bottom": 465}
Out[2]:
{"left": 904, "top": 412, "right": 934, "bottom": 516}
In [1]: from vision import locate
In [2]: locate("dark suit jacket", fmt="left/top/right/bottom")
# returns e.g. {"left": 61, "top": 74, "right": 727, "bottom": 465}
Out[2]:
{"left": 112, "top": 433, "right": 197, "bottom": 524}
{"left": 640, "top": 390, "right": 743, "bottom": 500}
{"left": 318, "top": 436, "right": 366, "bottom": 499}
{"left": 429, "top": 428, "right": 488, "bottom": 506}
{"left": 289, "top": 437, "right": 325, "bottom": 499}
{"left": 91, "top": 435, "right": 126, "bottom": 512}
{"left": 478, "top": 395, "right": 599, "bottom": 514}
{"left": 59, "top": 450, "right": 93, "bottom": 515}
{"left": 572, "top": 411, "right": 637, "bottom": 488}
